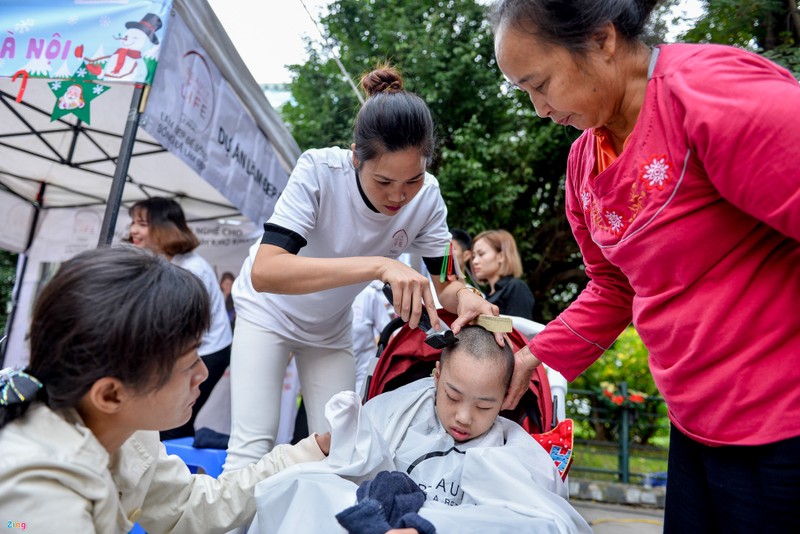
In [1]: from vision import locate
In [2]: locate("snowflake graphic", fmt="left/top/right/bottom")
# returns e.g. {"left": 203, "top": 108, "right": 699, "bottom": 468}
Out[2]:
{"left": 99, "top": 16, "right": 111, "bottom": 28}
{"left": 642, "top": 157, "right": 670, "bottom": 190}
{"left": 605, "top": 210, "right": 624, "bottom": 233}
{"left": 580, "top": 191, "right": 591, "bottom": 210}
{"left": 50, "top": 81, "right": 62, "bottom": 91}
{"left": 92, "top": 85, "right": 106, "bottom": 95}
{"left": 14, "top": 18, "right": 35, "bottom": 34}
{"left": 67, "top": 16, "right": 79, "bottom": 25}
{"left": 76, "top": 67, "right": 87, "bottom": 78}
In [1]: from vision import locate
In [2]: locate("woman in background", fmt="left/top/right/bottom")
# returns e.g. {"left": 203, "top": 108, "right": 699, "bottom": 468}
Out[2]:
{"left": 129, "top": 197, "right": 232, "bottom": 440}
{"left": 471, "top": 229, "right": 535, "bottom": 320}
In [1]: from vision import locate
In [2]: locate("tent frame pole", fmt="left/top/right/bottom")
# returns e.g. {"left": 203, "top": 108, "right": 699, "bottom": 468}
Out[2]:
{"left": 97, "top": 84, "right": 146, "bottom": 246}
{"left": 0, "top": 182, "right": 46, "bottom": 367}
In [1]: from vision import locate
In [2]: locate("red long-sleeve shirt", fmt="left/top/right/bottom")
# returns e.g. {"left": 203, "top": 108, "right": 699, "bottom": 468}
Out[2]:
{"left": 530, "top": 44, "right": 800, "bottom": 446}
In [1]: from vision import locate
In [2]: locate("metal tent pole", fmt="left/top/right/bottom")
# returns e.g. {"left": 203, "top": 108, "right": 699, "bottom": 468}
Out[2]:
{"left": 0, "top": 182, "right": 46, "bottom": 367}
{"left": 97, "top": 84, "right": 146, "bottom": 246}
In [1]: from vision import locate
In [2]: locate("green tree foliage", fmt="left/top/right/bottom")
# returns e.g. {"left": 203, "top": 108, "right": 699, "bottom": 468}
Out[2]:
{"left": 570, "top": 326, "right": 668, "bottom": 445}
{"left": 572, "top": 328, "right": 657, "bottom": 397}
{"left": 682, "top": 0, "right": 800, "bottom": 76}
{"left": 281, "top": 0, "right": 583, "bottom": 321}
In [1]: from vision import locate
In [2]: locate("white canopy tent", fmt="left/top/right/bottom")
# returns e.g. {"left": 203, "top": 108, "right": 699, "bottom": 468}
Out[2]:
{"left": 0, "top": 0, "right": 301, "bottom": 366}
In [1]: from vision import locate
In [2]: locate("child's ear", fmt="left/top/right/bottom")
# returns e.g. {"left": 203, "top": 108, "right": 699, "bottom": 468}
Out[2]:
{"left": 433, "top": 361, "right": 441, "bottom": 384}
{"left": 86, "top": 377, "right": 128, "bottom": 415}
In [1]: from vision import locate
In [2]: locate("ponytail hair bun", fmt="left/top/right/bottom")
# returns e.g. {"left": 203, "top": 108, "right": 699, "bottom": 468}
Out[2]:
{"left": 360, "top": 64, "right": 405, "bottom": 97}
{"left": 352, "top": 62, "right": 435, "bottom": 167}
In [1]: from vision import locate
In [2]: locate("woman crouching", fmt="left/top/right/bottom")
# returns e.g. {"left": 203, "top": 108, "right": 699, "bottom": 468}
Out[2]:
{"left": 0, "top": 245, "right": 329, "bottom": 533}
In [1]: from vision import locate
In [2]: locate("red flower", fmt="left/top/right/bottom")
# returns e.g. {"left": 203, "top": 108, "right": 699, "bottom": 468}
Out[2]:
{"left": 611, "top": 395, "right": 624, "bottom": 405}
{"left": 629, "top": 393, "right": 645, "bottom": 403}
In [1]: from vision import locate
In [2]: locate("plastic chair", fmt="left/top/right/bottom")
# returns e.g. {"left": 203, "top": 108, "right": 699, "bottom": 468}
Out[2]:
{"left": 162, "top": 436, "right": 227, "bottom": 478}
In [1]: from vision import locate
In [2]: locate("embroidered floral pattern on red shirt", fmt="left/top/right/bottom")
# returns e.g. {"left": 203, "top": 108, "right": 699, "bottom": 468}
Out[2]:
{"left": 605, "top": 210, "right": 624, "bottom": 234}
{"left": 580, "top": 190, "right": 591, "bottom": 210}
{"left": 640, "top": 155, "right": 671, "bottom": 190}
{"left": 581, "top": 154, "right": 673, "bottom": 237}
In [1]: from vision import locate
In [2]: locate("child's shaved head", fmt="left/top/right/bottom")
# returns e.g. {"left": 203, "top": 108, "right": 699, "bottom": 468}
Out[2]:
{"left": 440, "top": 325, "right": 514, "bottom": 390}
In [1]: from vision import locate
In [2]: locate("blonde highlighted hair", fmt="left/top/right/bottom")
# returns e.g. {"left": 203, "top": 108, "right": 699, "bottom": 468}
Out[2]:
{"left": 472, "top": 229, "right": 524, "bottom": 279}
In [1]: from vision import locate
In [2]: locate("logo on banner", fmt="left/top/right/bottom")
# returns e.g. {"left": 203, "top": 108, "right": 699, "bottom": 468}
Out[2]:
{"left": 179, "top": 50, "right": 215, "bottom": 133}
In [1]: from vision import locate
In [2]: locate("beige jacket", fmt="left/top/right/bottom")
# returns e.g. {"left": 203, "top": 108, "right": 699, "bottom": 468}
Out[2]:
{"left": 0, "top": 404, "right": 325, "bottom": 533}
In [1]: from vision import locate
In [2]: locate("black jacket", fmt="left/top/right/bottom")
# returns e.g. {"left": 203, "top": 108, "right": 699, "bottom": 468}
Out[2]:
{"left": 486, "top": 275, "right": 535, "bottom": 320}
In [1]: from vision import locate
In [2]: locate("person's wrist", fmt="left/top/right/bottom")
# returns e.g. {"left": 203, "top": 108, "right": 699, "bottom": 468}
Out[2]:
{"left": 521, "top": 345, "right": 541, "bottom": 369}
{"left": 376, "top": 256, "right": 392, "bottom": 282}
{"left": 456, "top": 285, "right": 482, "bottom": 300}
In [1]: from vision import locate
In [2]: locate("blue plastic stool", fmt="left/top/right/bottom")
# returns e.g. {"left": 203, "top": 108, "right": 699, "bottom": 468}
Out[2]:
{"left": 129, "top": 438, "right": 228, "bottom": 532}
{"left": 162, "top": 436, "right": 228, "bottom": 478}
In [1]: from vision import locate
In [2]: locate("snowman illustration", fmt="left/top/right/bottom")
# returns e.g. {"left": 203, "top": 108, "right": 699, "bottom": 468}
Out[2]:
{"left": 85, "top": 13, "right": 162, "bottom": 81}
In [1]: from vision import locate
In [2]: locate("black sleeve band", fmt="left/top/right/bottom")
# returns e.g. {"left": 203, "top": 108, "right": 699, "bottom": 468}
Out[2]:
{"left": 423, "top": 256, "right": 444, "bottom": 277}
{"left": 261, "top": 223, "right": 307, "bottom": 255}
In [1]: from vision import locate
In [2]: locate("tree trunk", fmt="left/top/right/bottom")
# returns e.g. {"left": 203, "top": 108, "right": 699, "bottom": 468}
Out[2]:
{"left": 788, "top": 0, "right": 800, "bottom": 42}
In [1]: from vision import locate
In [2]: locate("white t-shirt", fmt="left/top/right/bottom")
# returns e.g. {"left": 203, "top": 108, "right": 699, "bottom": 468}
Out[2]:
{"left": 232, "top": 146, "right": 451, "bottom": 348}
{"left": 172, "top": 251, "right": 233, "bottom": 356}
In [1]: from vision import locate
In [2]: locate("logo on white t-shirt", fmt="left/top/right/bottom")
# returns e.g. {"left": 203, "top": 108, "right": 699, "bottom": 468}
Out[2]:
{"left": 390, "top": 229, "right": 409, "bottom": 256}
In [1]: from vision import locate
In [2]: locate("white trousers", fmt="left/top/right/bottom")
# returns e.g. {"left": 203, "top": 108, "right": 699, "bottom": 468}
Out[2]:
{"left": 223, "top": 315, "right": 355, "bottom": 472}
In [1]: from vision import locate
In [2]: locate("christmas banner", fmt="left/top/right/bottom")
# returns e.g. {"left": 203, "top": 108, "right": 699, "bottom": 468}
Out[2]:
{"left": 141, "top": 9, "right": 290, "bottom": 226}
{"left": 0, "top": 0, "right": 172, "bottom": 85}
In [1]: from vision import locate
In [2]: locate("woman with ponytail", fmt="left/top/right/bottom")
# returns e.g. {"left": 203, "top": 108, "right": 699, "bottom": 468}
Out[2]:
{"left": 224, "top": 64, "right": 498, "bottom": 477}
{"left": 0, "top": 246, "right": 329, "bottom": 532}
{"left": 491, "top": 0, "right": 800, "bottom": 530}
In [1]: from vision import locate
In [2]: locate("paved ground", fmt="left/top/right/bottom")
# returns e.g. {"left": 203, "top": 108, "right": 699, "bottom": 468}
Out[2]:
{"left": 572, "top": 500, "right": 664, "bottom": 533}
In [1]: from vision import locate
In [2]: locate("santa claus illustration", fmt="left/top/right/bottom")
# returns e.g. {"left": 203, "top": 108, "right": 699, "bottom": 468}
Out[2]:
{"left": 58, "top": 84, "right": 86, "bottom": 110}
{"left": 85, "top": 13, "right": 162, "bottom": 81}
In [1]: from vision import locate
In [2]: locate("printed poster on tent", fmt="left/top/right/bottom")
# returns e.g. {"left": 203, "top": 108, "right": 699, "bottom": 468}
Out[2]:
{"left": 141, "top": 9, "right": 290, "bottom": 226}
{"left": 0, "top": 0, "right": 171, "bottom": 85}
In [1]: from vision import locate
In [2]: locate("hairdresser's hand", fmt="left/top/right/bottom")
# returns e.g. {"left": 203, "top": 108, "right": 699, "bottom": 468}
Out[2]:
{"left": 380, "top": 259, "right": 440, "bottom": 331}
{"left": 502, "top": 345, "right": 542, "bottom": 410}
{"left": 448, "top": 283, "right": 503, "bottom": 346}
{"left": 314, "top": 432, "right": 331, "bottom": 456}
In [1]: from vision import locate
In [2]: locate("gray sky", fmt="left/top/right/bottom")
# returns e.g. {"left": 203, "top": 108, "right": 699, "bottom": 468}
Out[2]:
{"left": 207, "top": 0, "right": 329, "bottom": 84}
{"left": 206, "top": 0, "right": 703, "bottom": 85}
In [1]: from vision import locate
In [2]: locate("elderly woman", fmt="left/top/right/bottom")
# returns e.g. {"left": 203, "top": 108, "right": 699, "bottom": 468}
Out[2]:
{"left": 491, "top": 0, "right": 800, "bottom": 532}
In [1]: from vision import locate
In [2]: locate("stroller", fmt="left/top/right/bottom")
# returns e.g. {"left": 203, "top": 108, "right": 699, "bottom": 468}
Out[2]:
{"left": 364, "top": 308, "right": 574, "bottom": 480}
